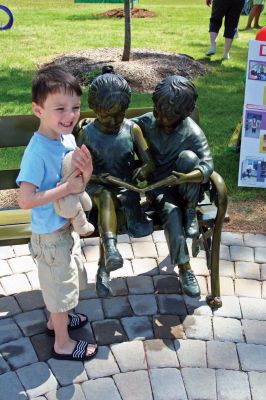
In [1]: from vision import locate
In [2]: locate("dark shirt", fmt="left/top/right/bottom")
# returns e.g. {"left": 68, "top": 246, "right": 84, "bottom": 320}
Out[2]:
{"left": 79, "top": 118, "right": 135, "bottom": 181}
{"left": 132, "top": 112, "right": 214, "bottom": 183}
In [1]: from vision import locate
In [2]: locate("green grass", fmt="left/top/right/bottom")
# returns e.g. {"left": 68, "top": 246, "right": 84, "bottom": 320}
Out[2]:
{"left": 1, "top": 0, "right": 266, "bottom": 201}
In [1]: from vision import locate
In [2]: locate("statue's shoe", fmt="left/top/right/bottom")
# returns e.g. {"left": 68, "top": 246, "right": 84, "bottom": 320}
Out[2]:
{"left": 102, "top": 232, "right": 124, "bottom": 272}
{"left": 105, "top": 250, "right": 123, "bottom": 272}
{"left": 179, "top": 269, "right": 200, "bottom": 298}
{"left": 96, "top": 264, "right": 113, "bottom": 297}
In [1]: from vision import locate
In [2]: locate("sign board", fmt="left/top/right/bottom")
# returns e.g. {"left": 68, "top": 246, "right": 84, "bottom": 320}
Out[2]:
{"left": 238, "top": 40, "right": 266, "bottom": 188}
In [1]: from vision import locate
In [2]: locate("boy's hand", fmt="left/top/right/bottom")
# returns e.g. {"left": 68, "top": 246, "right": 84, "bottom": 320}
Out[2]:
{"left": 206, "top": 0, "right": 212, "bottom": 6}
{"left": 172, "top": 169, "right": 203, "bottom": 184}
{"left": 67, "top": 169, "right": 84, "bottom": 194}
{"left": 171, "top": 171, "right": 187, "bottom": 185}
{"left": 133, "top": 166, "right": 146, "bottom": 181}
{"left": 72, "top": 145, "right": 93, "bottom": 185}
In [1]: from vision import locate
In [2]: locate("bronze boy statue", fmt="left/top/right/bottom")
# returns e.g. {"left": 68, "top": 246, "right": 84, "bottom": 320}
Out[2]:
{"left": 75, "top": 67, "right": 154, "bottom": 296}
{"left": 132, "top": 75, "right": 214, "bottom": 297}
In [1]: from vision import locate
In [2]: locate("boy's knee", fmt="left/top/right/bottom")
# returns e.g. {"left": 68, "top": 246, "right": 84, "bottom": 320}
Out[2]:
{"left": 100, "top": 189, "right": 113, "bottom": 200}
{"left": 175, "top": 150, "right": 199, "bottom": 172}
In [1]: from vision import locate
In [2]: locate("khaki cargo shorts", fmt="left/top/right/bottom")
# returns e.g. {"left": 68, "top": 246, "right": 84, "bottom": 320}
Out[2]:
{"left": 30, "top": 227, "right": 87, "bottom": 313}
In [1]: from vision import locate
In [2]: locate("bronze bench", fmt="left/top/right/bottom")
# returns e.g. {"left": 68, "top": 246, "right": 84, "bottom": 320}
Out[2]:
{"left": 0, "top": 107, "right": 228, "bottom": 308}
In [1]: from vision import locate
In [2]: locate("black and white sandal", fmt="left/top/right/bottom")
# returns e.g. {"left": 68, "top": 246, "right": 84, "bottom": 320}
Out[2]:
{"left": 46, "top": 313, "right": 88, "bottom": 336}
{"left": 52, "top": 340, "right": 98, "bottom": 361}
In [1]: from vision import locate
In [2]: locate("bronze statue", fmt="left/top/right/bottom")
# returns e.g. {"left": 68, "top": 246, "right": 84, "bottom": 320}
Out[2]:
{"left": 132, "top": 75, "right": 214, "bottom": 297}
{"left": 75, "top": 67, "right": 154, "bottom": 296}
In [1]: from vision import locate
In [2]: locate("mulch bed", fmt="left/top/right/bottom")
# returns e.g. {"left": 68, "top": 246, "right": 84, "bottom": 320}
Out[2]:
{"left": 98, "top": 8, "right": 156, "bottom": 18}
{"left": 52, "top": 48, "right": 207, "bottom": 92}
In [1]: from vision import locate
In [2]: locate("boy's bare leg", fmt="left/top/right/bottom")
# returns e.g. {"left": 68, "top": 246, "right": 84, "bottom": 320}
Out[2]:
{"left": 47, "top": 312, "right": 87, "bottom": 330}
{"left": 51, "top": 312, "right": 96, "bottom": 356}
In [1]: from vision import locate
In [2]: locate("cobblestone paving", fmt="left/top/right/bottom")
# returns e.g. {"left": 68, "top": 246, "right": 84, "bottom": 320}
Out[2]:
{"left": 0, "top": 231, "right": 266, "bottom": 399}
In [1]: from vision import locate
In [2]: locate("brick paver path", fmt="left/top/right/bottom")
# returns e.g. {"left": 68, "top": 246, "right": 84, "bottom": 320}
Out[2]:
{"left": 0, "top": 231, "right": 266, "bottom": 399}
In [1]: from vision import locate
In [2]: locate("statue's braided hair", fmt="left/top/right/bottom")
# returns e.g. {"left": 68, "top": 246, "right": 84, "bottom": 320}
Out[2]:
{"left": 88, "top": 66, "right": 131, "bottom": 112}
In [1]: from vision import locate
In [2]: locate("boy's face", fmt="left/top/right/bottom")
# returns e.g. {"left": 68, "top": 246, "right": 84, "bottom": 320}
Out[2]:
{"left": 153, "top": 106, "right": 183, "bottom": 134}
{"left": 96, "top": 104, "right": 125, "bottom": 133}
{"left": 32, "top": 89, "right": 81, "bottom": 139}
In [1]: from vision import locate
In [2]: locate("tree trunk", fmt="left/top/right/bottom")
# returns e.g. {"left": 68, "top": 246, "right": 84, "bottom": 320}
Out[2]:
{"left": 122, "top": 0, "right": 131, "bottom": 61}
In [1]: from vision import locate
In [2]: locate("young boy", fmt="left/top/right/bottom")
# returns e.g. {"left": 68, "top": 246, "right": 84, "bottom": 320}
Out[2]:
{"left": 75, "top": 67, "right": 154, "bottom": 296}
{"left": 16, "top": 64, "right": 97, "bottom": 361}
{"left": 132, "top": 75, "right": 214, "bottom": 297}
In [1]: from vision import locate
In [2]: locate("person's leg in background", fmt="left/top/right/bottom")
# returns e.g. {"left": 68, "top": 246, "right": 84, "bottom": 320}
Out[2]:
{"left": 223, "top": 38, "right": 233, "bottom": 59}
{"left": 206, "top": 0, "right": 228, "bottom": 56}
{"left": 206, "top": 32, "right": 219, "bottom": 55}
{"left": 253, "top": 0, "right": 264, "bottom": 29}
{"left": 245, "top": 1, "right": 264, "bottom": 29}
{"left": 223, "top": 0, "right": 245, "bottom": 59}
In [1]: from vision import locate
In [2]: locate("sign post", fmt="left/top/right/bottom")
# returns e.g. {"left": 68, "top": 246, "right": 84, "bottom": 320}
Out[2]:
{"left": 238, "top": 39, "right": 266, "bottom": 188}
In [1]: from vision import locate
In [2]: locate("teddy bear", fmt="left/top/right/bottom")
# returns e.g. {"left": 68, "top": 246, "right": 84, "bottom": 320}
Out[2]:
{"left": 54, "top": 151, "right": 95, "bottom": 237}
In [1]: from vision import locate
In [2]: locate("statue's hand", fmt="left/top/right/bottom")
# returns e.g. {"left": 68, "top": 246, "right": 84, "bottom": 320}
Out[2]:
{"left": 133, "top": 167, "right": 145, "bottom": 181}
{"left": 91, "top": 173, "right": 110, "bottom": 184}
{"left": 172, "top": 169, "right": 204, "bottom": 184}
{"left": 133, "top": 162, "right": 153, "bottom": 181}
{"left": 171, "top": 171, "right": 189, "bottom": 185}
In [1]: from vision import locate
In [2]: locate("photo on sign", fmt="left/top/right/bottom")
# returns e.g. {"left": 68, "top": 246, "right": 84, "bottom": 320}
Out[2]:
{"left": 244, "top": 112, "right": 262, "bottom": 138}
{"left": 248, "top": 60, "right": 266, "bottom": 81}
{"left": 260, "top": 160, "right": 266, "bottom": 180}
{"left": 260, "top": 133, "right": 266, "bottom": 153}
{"left": 240, "top": 157, "right": 266, "bottom": 184}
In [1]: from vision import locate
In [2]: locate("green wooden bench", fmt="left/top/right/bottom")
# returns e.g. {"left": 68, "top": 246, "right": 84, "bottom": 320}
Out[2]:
{"left": 0, "top": 107, "right": 228, "bottom": 308}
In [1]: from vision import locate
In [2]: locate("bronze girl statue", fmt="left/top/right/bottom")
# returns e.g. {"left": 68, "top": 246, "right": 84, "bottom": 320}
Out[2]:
{"left": 75, "top": 67, "right": 154, "bottom": 295}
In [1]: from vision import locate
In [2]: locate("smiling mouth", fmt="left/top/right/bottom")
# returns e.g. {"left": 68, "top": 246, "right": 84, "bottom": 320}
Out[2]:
{"left": 60, "top": 122, "right": 73, "bottom": 128}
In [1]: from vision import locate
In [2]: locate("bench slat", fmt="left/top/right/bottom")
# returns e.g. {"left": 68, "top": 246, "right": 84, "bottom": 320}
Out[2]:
{"left": 0, "top": 224, "right": 31, "bottom": 242}
{"left": 0, "top": 108, "right": 154, "bottom": 148}
{"left": 0, "top": 203, "right": 228, "bottom": 242}
{"left": 0, "top": 170, "right": 20, "bottom": 190}
{"left": 0, "top": 209, "right": 30, "bottom": 225}
{"left": 0, "top": 115, "right": 38, "bottom": 148}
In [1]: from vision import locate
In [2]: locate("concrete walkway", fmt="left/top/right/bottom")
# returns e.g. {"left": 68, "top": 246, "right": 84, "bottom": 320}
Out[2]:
{"left": 0, "top": 231, "right": 266, "bottom": 400}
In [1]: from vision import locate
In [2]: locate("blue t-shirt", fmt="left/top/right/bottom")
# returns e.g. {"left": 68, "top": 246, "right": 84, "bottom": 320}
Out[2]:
{"left": 16, "top": 132, "right": 76, "bottom": 234}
